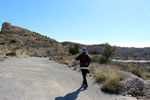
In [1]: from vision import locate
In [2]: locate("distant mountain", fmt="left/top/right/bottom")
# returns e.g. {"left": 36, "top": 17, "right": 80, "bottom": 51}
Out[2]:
{"left": 0, "top": 22, "right": 66, "bottom": 57}
{"left": 62, "top": 41, "right": 150, "bottom": 59}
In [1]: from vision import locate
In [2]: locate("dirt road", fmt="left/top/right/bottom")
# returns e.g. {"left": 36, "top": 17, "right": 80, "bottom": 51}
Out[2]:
{"left": 0, "top": 57, "right": 137, "bottom": 100}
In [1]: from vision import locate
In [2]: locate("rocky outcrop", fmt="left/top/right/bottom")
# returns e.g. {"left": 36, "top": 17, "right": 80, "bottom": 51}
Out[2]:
{"left": 1, "top": 22, "right": 26, "bottom": 34}
{"left": 118, "top": 71, "right": 146, "bottom": 97}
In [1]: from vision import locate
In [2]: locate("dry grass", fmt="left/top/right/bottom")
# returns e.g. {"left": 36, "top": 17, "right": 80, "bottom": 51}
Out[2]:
{"left": 0, "top": 57, "right": 4, "bottom": 62}
{"left": 95, "top": 70, "right": 108, "bottom": 83}
{"left": 94, "top": 68, "right": 123, "bottom": 94}
{"left": 94, "top": 68, "right": 120, "bottom": 83}
{"left": 101, "top": 76, "right": 123, "bottom": 94}
{"left": 143, "top": 72, "right": 150, "bottom": 80}
{"left": 49, "top": 56, "right": 75, "bottom": 67}
{"left": 49, "top": 55, "right": 149, "bottom": 95}
{"left": 88, "top": 63, "right": 124, "bottom": 94}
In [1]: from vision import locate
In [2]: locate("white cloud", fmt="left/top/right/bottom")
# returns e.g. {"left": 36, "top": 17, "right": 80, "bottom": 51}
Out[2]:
{"left": 59, "top": 40, "right": 150, "bottom": 48}
{"left": 110, "top": 42, "right": 150, "bottom": 48}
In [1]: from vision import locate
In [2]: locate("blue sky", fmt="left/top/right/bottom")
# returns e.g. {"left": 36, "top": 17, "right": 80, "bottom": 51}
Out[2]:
{"left": 0, "top": 0, "right": 150, "bottom": 47}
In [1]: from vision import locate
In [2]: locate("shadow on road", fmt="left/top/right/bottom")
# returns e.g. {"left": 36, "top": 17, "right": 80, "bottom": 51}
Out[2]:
{"left": 55, "top": 86, "right": 84, "bottom": 100}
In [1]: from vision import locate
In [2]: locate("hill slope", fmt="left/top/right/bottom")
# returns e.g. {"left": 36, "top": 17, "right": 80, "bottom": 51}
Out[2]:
{"left": 0, "top": 22, "right": 66, "bottom": 57}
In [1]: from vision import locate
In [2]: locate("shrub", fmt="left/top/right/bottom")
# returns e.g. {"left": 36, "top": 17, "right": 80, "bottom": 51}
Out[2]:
{"left": 6, "top": 51, "right": 16, "bottom": 56}
{"left": 143, "top": 67, "right": 150, "bottom": 73}
{"left": 101, "top": 77, "right": 123, "bottom": 94}
{"left": 130, "top": 68, "right": 143, "bottom": 78}
{"left": 49, "top": 57, "right": 54, "bottom": 60}
{"left": 91, "top": 43, "right": 115, "bottom": 64}
{"left": 95, "top": 71, "right": 108, "bottom": 83}
{"left": 69, "top": 44, "right": 80, "bottom": 55}
{"left": 143, "top": 72, "right": 150, "bottom": 80}
{"left": 99, "top": 43, "right": 115, "bottom": 64}
{"left": 99, "top": 55, "right": 107, "bottom": 64}
{"left": 91, "top": 55, "right": 101, "bottom": 63}
{"left": 94, "top": 68, "right": 123, "bottom": 94}
{"left": 94, "top": 69, "right": 120, "bottom": 84}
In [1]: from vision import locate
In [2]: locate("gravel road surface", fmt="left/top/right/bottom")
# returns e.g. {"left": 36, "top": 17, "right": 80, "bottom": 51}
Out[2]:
{"left": 0, "top": 57, "right": 137, "bottom": 100}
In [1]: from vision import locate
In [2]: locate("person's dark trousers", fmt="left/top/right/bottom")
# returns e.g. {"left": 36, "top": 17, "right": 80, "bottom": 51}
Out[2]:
{"left": 81, "top": 69, "right": 88, "bottom": 87}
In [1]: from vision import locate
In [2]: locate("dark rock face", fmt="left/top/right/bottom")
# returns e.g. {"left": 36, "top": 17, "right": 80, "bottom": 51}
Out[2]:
{"left": 2, "top": 22, "right": 32, "bottom": 34}
{"left": 1, "top": 22, "right": 9, "bottom": 33}
{"left": 2, "top": 22, "right": 19, "bottom": 33}
{"left": 1, "top": 22, "right": 11, "bottom": 33}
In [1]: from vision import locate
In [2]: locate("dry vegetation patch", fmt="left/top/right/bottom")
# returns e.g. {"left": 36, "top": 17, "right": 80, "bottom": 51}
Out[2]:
{"left": 49, "top": 55, "right": 76, "bottom": 67}
{"left": 92, "top": 66, "right": 123, "bottom": 94}
{"left": 49, "top": 55, "right": 149, "bottom": 97}
{"left": 101, "top": 76, "right": 123, "bottom": 94}
{"left": 0, "top": 56, "right": 4, "bottom": 62}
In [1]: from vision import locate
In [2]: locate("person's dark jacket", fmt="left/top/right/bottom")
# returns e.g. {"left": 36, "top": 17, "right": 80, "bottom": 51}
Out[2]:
{"left": 76, "top": 52, "right": 91, "bottom": 67}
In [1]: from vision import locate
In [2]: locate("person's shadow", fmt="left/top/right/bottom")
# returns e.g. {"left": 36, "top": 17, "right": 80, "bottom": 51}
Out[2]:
{"left": 55, "top": 85, "right": 85, "bottom": 100}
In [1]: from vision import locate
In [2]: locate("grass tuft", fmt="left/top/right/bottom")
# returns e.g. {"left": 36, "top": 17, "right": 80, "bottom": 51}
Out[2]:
{"left": 101, "top": 76, "right": 123, "bottom": 94}
{"left": 94, "top": 68, "right": 123, "bottom": 94}
{"left": 95, "top": 70, "right": 108, "bottom": 83}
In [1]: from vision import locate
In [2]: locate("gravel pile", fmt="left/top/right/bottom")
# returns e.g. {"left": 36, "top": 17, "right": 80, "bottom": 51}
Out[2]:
{"left": 123, "top": 77, "right": 145, "bottom": 96}
{"left": 118, "top": 71, "right": 146, "bottom": 97}
{"left": 141, "top": 81, "right": 150, "bottom": 99}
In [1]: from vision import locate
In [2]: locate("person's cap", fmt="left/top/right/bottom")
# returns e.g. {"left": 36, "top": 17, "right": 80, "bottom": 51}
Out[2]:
{"left": 82, "top": 48, "right": 87, "bottom": 52}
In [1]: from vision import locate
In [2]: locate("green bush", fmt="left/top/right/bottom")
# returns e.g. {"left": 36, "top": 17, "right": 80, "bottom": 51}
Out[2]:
{"left": 100, "top": 43, "right": 115, "bottom": 64}
{"left": 101, "top": 77, "right": 123, "bottom": 94}
{"left": 69, "top": 44, "right": 80, "bottom": 55}
{"left": 49, "top": 57, "right": 54, "bottom": 60}
{"left": 99, "top": 55, "right": 107, "bottom": 64}
{"left": 92, "top": 55, "right": 101, "bottom": 62}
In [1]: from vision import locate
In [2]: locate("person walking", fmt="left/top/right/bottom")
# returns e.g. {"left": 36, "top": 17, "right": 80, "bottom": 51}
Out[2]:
{"left": 76, "top": 48, "right": 91, "bottom": 89}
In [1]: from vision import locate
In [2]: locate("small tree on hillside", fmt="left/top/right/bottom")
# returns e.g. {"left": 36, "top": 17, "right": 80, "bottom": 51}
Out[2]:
{"left": 69, "top": 44, "right": 80, "bottom": 55}
{"left": 100, "top": 43, "right": 115, "bottom": 64}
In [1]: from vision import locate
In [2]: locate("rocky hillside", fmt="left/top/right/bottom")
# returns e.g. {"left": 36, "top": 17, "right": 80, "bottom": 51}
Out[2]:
{"left": 0, "top": 22, "right": 66, "bottom": 57}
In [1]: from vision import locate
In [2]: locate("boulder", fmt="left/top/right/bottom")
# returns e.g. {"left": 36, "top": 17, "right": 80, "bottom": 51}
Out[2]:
{"left": 118, "top": 71, "right": 146, "bottom": 96}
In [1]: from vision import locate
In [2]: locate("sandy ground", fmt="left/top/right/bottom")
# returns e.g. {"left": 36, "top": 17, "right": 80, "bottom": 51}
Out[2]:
{"left": 0, "top": 57, "right": 137, "bottom": 100}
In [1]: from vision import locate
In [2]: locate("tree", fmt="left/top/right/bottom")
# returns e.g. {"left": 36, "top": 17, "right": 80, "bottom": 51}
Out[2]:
{"left": 99, "top": 43, "right": 115, "bottom": 64}
{"left": 69, "top": 44, "right": 80, "bottom": 55}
